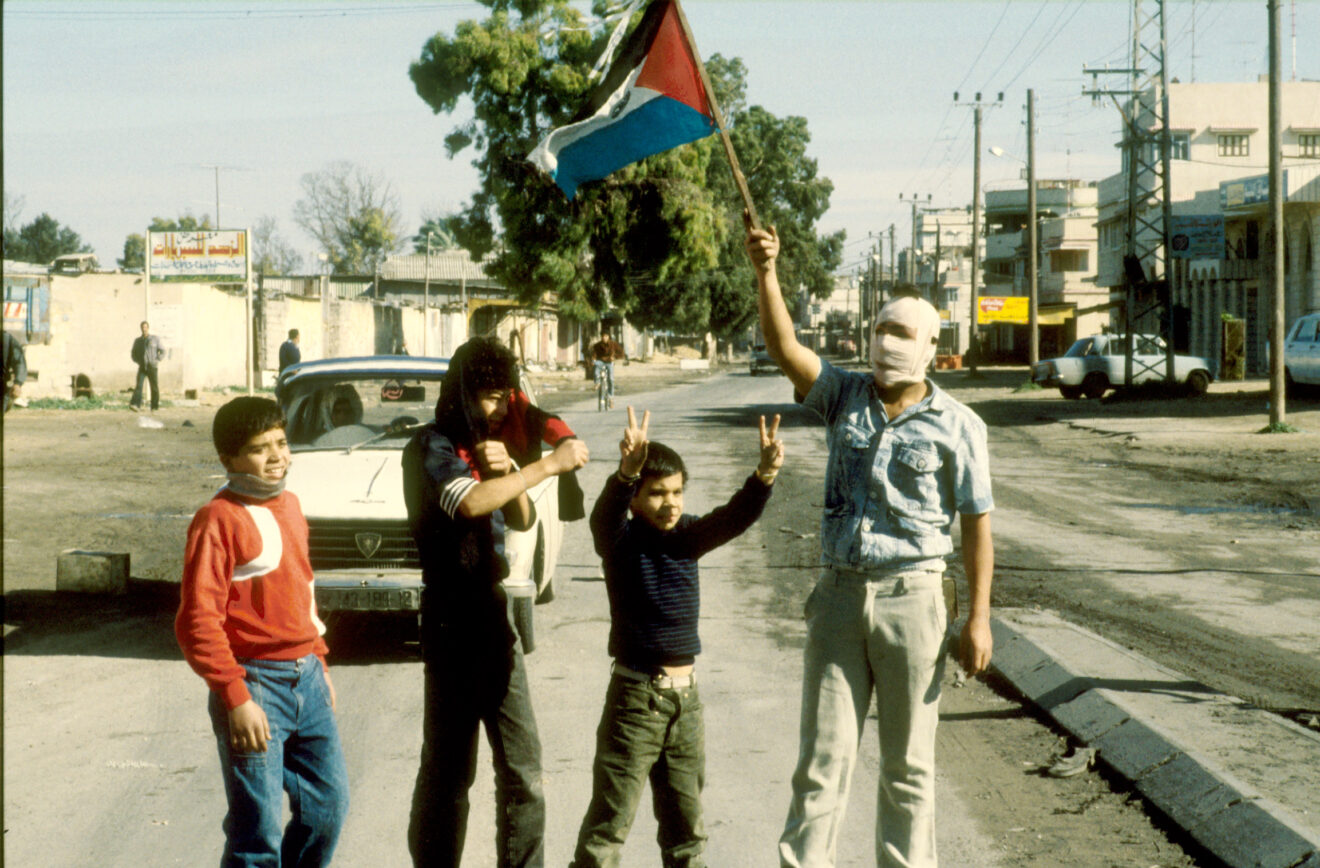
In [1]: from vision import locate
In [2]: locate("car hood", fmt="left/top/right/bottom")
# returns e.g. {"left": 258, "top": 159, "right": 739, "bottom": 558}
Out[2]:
{"left": 286, "top": 449, "right": 406, "bottom": 521}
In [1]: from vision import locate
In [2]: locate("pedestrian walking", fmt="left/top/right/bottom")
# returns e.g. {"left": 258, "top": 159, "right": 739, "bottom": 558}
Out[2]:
{"left": 279, "top": 329, "right": 302, "bottom": 374}
{"left": 3, "top": 331, "right": 27, "bottom": 412}
{"left": 745, "top": 215, "right": 995, "bottom": 868}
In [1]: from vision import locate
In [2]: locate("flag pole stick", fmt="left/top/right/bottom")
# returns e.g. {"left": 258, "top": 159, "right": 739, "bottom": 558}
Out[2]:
{"left": 670, "top": 0, "right": 762, "bottom": 231}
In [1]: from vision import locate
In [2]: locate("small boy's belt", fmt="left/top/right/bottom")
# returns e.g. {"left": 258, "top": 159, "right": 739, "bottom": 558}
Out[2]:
{"left": 611, "top": 662, "right": 697, "bottom": 690}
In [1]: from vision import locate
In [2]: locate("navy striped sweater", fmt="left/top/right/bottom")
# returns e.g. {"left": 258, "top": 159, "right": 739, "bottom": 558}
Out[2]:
{"left": 590, "top": 472, "right": 772, "bottom": 670}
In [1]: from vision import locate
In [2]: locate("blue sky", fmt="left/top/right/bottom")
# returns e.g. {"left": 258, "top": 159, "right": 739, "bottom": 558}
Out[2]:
{"left": 4, "top": 1, "right": 1315, "bottom": 275}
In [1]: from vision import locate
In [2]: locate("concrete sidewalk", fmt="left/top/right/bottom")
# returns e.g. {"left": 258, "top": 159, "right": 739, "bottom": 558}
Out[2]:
{"left": 990, "top": 609, "right": 1320, "bottom": 868}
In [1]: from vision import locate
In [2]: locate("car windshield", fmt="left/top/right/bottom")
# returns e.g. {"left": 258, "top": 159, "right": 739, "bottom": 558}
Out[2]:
{"left": 1063, "top": 338, "right": 1095, "bottom": 358}
{"left": 280, "top": 375, "right": 443, "bottom": 450}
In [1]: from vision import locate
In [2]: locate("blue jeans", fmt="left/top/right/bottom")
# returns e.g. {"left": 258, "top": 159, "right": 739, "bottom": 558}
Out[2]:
{"left": 131, "top": 363, "right": 159, "bottom": 410}
{"left": 409, "top": 614, "right": 545, "bottom": 867}
{"left": 207, "top": 655, "right": 350, "bottom": 868}
{"left": 779, "top": 569, "right": 947, "bottom": 868}
{"left": 570, "top": 673, "right": 706, "bottom": 868}
{"left": 593, "top": 361, "right": 615, "bottom": 399}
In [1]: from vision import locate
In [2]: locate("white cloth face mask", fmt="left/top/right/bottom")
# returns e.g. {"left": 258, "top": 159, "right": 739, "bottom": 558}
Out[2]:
{"left": 870, "top": 296, "right": 941, "bottom": 387}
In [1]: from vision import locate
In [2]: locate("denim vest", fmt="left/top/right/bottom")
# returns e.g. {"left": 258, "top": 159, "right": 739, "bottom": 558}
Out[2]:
{"left": 803, "top": 361, "right": 994, "bottom": 573}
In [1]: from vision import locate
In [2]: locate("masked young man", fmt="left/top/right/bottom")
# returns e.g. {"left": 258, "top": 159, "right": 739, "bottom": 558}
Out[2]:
{"left": 402, "top": 337, "right": 590, "bottom": 867}
{"left": 745, "top": 218, "right": 994, "bottom": 868}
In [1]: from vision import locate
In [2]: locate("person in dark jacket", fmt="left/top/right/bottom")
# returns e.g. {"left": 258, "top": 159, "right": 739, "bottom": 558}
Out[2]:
{"left": 278, "top": 329, "right": 301, "bottom": 373}
{"left": 401, "top": 336, "right": 589, "bottom": 867}
{"left": 130, "top": 320, "right": 164, "bottom": 411}
{"left": 569, "top": 407, "right": 784, "bottom": 868}
{"left": 3, "top": 331, "right": 27, "bottom": 412}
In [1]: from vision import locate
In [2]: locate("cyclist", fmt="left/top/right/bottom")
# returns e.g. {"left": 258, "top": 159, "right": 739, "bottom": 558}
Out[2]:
{"left": 591, "top": 332, "right": 624, "bottom": 410}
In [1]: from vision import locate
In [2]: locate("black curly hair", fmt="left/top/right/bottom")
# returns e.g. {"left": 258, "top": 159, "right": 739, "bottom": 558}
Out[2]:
{"left": 213, "top": 396, "right": 286, "bottom": 458}
{"left": 434, "top": 336, "right": 519, "bottom": 444}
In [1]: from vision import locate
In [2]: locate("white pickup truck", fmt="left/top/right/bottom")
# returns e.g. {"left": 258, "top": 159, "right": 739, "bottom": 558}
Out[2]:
{"left": 1031, "top": 334, "right": 1215, "bottom": 399}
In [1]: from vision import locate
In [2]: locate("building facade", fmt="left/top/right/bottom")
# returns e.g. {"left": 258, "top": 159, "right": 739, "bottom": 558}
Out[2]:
{"left": 1095, "top": 80, "right": 1320, "bottom": 374}
{"left": 981, "top": 179, "right": 1102, "bottom": 360}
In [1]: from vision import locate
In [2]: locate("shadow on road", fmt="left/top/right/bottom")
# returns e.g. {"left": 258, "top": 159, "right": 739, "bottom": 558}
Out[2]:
{"left": 2, "top": 585, "right": 421, "bottom": 665}
{"left": 676, "top": 402, "right": 818, "bottom": 431}
{"left": 3, "top": 586, "right": 180, "bottom": 660}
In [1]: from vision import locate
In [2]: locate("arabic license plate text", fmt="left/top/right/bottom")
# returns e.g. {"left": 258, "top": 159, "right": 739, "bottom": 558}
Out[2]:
{"left": 315, "top": 587, "right": 420, "bottom": 612}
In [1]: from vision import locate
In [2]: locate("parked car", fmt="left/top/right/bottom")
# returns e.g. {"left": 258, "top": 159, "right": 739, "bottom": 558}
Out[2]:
{"left": 275, "top": 356, "right": 563, "bottom": 646}
{"left": 1031, "top": 334, "right": 1215, "bottom": 399}
{"left": 749, "top": 344, "right": 780, "bottom": 376}
{"left": 1284, "top": 312, "right": 1320, "bottom": 391}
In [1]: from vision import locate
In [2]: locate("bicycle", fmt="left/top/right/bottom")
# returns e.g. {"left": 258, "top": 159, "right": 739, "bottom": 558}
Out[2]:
{"left": 593, "top": 360, "right": 613, "bottom": 411}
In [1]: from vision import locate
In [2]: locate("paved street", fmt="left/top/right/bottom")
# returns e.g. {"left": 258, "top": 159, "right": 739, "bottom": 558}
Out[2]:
{"left": 8, "top": 365, "right": 1320, "bottom": 865}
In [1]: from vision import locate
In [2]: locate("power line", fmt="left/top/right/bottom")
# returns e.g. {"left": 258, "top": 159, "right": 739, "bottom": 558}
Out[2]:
{"left": 6, "top": 3, "right": 479, "bottom": 20}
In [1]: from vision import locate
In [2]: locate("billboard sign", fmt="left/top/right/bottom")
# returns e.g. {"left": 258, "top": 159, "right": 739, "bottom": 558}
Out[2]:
{"left": 1169, "top": 214, "right": 1226, "bottom": 259}
{"left": 148, "top": 230, "right": 248, "bottom": 281}
{"left": 1220, "top": 171, "right": 1285, "bottom": 210}
{"left": 977, "top": 296, "right": 1028, "bottom": 324}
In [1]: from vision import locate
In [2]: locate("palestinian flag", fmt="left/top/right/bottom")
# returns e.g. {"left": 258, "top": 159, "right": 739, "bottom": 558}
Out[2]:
{"left": 528, "top": 0, "right": 717, "bottom": 198}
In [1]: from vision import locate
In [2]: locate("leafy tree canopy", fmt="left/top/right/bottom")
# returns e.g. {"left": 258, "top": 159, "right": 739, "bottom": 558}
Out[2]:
{"left": 409, "top": 1, "right": 840, "bottom": 337}
{"left": 409, "top": 0, "right": 725, "bottom": 330}
{"left": 148, "top": 213, "right": 214, "bottom": 232}
{"left": 700, "top": 54, "right": 844, "bottom": 339}
{"left": 119, "top": 233, "right": 145, "bottom": 270}
{"left": 293, "top": 161, "right": 404, "bottom": 275}
{"left": 413, "top": 215, "right": 460, "bottom": 254}
{"left": 3, "top": 213, "right": 93, "bottom": 265}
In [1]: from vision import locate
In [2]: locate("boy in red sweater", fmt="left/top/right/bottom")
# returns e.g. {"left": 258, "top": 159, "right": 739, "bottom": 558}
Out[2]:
{"left": 176, "top": 396, "right": 349, "bottom": 867}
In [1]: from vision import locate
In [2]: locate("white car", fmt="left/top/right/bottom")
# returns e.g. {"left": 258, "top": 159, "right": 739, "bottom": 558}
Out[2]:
{"left": 1032, "top": 334, "right": 1215, "bottom": 399}
{"left": 1284, "top": 312, "right": 1320, "bottom": 391}
{"left": 276, "top": 356, "right": 563, "bottom": 647}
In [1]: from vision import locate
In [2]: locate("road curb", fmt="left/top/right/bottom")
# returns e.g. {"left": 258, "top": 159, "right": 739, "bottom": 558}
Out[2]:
{"left": 989, "top": 611, "right": 1320, "bottom": 868}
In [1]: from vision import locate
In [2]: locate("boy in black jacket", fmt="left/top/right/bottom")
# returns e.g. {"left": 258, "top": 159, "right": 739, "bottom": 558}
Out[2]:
{"left": 570, "top": 407, "right": 785, "bottom": 868}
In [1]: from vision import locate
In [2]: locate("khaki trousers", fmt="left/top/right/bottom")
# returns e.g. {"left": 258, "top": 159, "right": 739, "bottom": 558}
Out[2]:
{"left": 779, "top": 568, "right": 947, "bottom": 868}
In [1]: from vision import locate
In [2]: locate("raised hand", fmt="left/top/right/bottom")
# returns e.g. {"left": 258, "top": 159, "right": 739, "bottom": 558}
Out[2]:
{"left": 757, "top": 414, "right": 784, "bottom": 480}
{"left": 743, "top": 209, "right": 779, "bottom": 273}
{"left": 473, "top": 439, "right": 513, "bottom": 477}
{"left": 619, "top": 406, "right": 651, "bottom": 478}
{"left": 549, "top": 437, "right": 590, "bottom": 475}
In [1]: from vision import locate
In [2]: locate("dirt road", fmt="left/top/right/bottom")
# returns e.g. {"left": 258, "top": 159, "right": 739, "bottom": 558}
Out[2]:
{"left": 10, "top": 361, "right": 1314, "bottom": 864}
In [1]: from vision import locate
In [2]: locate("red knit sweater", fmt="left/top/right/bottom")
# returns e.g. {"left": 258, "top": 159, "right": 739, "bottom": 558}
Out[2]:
{"left": 175, "top": 488, "right": 328, "bottom": 710}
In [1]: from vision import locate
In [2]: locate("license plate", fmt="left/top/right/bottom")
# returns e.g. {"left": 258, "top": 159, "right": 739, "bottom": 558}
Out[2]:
{"left": 315, "top": 587, "right": 420, "bottom": 612}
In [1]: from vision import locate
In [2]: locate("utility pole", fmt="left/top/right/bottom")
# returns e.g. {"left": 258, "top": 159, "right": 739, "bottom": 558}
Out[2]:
{"left": 1269, "top": 0, "right": 1286, "bottom": 425}
{"left": 1084, "top": 0, "right": 1175, "bottom": 387}
{"left": 423, "top": 231, "right": 432, "bottom": 356}
{"left": 888, "top": 224, "right": 896, "bottom": 299}
{"left": 933, "top": 220, "right": 943, "bottom": 303}
{"left": 956, "top": 91, "right": 1002, "bottom": 373}
{"left": 1027, "top": 88, "right": 1039, "bottom": 368}
{"left": 898, "top": 194, "right": 932, "bottom": 286}
{"left": 200, "top": 164, "right": 223, "bottom": 227}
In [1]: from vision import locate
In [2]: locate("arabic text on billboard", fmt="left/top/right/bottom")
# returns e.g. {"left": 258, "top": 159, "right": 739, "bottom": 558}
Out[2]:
{"left": 977, "top": 296, "right": 1028, "bottom": 324}
{"left": 149, "top": 231, "right": 248, "bottom": 281}
{"left": 1169, "top": 214, "right": 1226, "bottom": 259}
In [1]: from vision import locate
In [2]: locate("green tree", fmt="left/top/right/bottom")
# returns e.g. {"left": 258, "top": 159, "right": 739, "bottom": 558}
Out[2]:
{"left": 252, "top": 216, "right": 304, "bottom": 276}
{"left": 699, "top": 54, "right": 844, "bottom": 340}
{"left": 3, "top": 213, "right": 93, "bottom": 264}
{"left": 413, "top": 215, "right": 459, "bottom": 254}
{"left": 409, "top": 0, "right": 725, "bottom": 330}
{"left": 148, "top": 213, "right": 214, "bottom": 232}
{"left": 292, "top": 161, "right": 404, "bottom": 275}
{"left": 119, "top": 233, "right": 145, "bottom": 270}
